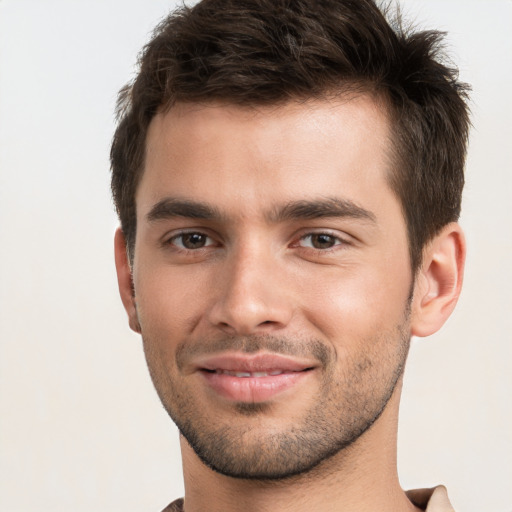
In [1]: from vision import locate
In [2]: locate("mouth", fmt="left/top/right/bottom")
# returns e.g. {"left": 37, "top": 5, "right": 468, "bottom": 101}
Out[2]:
{"left": 195, "top": 353, "right": 317, "bottom": 403}
{"left": 203, "top": 369, "right": 308, "bottom": 378}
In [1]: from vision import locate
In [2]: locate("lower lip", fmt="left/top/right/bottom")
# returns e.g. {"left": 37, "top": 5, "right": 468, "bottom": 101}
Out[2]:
{"left": 200, "top": 371, "right": 311, "bottom": 402}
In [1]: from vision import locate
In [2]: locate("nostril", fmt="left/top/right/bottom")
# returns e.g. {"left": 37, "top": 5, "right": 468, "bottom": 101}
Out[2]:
{"left": 207, "top": 295, "right": 293, "bottom": 335}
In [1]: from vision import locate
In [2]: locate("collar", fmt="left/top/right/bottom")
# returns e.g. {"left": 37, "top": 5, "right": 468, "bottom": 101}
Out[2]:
{"left": 406, "top": 486, "right": 455, "bottom": 511}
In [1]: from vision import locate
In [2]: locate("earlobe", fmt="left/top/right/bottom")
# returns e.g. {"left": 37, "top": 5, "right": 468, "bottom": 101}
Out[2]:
{"left": 114, "top": 228, "right": 141, "bottom": 333}
{"left": 410, "top": 223, "right": 466, "bottom": 338}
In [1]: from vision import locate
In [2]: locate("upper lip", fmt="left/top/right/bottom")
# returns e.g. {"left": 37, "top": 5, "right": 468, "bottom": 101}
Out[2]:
{"left": 194, "top": 352, "right": 317, "bottom": 373}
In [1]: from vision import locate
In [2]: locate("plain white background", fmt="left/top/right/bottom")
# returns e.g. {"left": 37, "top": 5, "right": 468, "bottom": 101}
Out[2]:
{"left": 0, "top": 1, "right": 511, "bottom": 510}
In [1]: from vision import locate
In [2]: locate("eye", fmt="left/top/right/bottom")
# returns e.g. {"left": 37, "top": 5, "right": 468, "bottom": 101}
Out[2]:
{"left": 170, "top": 232, "right": 214, "bottom": 250}
{"left": 299, "top": 233, "right": 343, "bottom": 250}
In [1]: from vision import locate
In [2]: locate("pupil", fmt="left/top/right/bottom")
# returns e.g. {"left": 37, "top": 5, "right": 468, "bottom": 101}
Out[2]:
{"left": 184, "top": 233, "right": 205, "bottom": 249}
{"left": 313, "top": 234, "right": 334, "bottom": 249}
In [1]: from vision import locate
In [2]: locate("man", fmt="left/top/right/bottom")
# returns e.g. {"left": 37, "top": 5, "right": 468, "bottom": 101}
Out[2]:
{"left": 111, "top": 0, "right": 470, "bottom": 510}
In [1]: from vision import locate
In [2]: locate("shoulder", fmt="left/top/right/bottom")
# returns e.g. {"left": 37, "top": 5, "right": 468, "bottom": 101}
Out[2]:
{"left": 406, "top": 486, "right": 456, "bottom": 512}
{"left": 161, "top": 497, "right": 184, "bottom": 512}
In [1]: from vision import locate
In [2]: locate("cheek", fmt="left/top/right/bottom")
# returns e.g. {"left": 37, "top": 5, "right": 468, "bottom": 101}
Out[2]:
{"left": 134, "top": 267, "right": 211, "bottom": 346}
{"left": 300, "top": 260, "right": 412, "bottom": 344}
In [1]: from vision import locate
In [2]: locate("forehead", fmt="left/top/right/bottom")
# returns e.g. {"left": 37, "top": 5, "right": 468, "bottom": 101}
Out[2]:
{"left": 138, "top": 96, "right": 394, "bottom": 220}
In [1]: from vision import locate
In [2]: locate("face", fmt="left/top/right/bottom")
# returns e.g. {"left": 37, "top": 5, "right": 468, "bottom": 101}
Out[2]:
{"left": 129, "top": 96, "right": 414, "bottom": 479}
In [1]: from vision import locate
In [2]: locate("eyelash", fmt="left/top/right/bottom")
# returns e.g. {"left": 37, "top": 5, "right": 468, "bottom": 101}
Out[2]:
{"left": 165, "top": 231, "right": 217, "bottom": 251}
{"left": 296, "top": 232, "right": 348, "bottom": 251}
{"left": 164, "top": 229, "right": 351, "bottom": 256}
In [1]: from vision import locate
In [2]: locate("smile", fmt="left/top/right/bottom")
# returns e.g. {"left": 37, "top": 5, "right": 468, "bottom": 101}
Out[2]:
{"left": 195, "top": 353, "right": 317, "bottom": 402}
{"left": 206, "top": 369, "right": 303, "bottom": 378}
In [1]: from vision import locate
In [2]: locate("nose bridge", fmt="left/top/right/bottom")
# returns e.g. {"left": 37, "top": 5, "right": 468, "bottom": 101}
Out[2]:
{"left": 208, "top": 238, "right": 293, "bottom": 334}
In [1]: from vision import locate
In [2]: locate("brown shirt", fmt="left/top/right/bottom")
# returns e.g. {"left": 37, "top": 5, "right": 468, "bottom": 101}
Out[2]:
{"left": 162, "top": 485, "right": 455, "bottom": 511}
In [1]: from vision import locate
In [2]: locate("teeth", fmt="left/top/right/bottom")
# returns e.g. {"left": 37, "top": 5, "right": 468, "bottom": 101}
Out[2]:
{"left": 215, "top": 370, "right": 286, "bottom": 377}
{"left": 234, "top": 372, "right": 252, "bottom": 377}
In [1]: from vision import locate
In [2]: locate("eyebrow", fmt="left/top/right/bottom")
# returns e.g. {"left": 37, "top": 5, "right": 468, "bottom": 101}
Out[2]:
{"left": 267, "top": 197, "right": 377, "bottom": 224}
{"left": 146, "top": 196, "right": 376, "bottom": 224}
{"left": 146, "top": 198, "right": 223, "bottom": 222}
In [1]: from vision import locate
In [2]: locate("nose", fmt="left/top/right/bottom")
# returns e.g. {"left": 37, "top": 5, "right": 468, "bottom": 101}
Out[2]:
{"left": 207, "top": 245, "right": 294, "bottom": 335}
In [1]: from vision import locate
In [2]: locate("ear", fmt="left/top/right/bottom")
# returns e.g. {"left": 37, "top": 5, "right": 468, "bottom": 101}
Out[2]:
{"left": 114, "top": 228, "right": 141, "bottom": 333}
{"left": 410, "top": 223, "right": 466, "bottom": 338}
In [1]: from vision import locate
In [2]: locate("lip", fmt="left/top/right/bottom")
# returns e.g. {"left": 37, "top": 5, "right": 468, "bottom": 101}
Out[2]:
{"left": 195, "top": 352, "right": 317, "bottom": 402}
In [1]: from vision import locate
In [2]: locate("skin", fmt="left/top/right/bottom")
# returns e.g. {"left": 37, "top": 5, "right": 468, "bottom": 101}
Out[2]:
{"left": 115, "top": 95, "right": 465, "bottom": 512}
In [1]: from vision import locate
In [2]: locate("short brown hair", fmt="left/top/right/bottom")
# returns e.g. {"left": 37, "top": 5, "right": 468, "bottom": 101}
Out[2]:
{"left": 111, "top": 0, "right": 470, "bottom": 271}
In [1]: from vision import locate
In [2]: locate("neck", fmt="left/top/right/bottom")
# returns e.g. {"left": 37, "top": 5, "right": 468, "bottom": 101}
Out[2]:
{"left": 178, "top": 382, "right": 420, "bottom": 512}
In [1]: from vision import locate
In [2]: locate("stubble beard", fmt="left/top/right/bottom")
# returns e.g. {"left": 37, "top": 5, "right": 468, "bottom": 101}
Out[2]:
{"left": 142, "top": 314, "right": 411, "bottom": 481}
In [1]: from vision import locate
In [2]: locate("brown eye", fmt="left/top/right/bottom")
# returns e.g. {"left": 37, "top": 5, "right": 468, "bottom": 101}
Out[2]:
{"left": 172, "top": 232, "right": 212, "bottom": 249}
{"left": 299, "top": 233, "right": 341, "bottom": 250}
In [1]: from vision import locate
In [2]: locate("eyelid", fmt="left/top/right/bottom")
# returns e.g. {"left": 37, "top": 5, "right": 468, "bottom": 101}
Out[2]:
{"left": 162, "top": 228, "right": 219, "bottom": 249}
{"left": 160, "top": 227, "right": 354, "bottom": 251}
{"left": 295, "top": 228, "right": 352, "bottom": 244}
{"left": 299, "top": 233, "right": 342, "bottom": 246}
